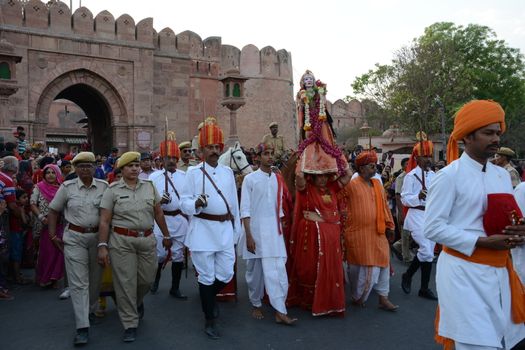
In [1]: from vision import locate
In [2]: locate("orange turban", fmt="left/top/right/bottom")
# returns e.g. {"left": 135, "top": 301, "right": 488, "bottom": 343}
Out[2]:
{"left": 198, "top": 117, "right": 224, "bottom": 149}
{"left": 406, "top": 132, "right": 434, "bottom": 173}
{"left": 447, "top": 100, "right": 505, "bottom": 162}
{"left": 355, "top": 150, "right": 378, "bottom": 167}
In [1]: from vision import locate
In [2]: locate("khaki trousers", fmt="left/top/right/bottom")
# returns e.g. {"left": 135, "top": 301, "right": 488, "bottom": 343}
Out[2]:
{"left": 63, "top": 229, "right": 102, "bottom": 329}
{"left": 109, "top": 233, "right": 157, "bottom": 329}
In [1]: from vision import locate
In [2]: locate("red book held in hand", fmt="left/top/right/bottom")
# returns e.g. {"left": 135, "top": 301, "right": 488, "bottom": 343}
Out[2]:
{"left": 483, "top": 193, "right": 523, "bottom": 236}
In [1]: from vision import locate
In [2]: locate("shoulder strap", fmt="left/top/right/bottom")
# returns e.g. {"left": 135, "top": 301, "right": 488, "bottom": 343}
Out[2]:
{"left": 200, "top": 167, "right": 234, "bottom": 228}
{"left": 164, "top": 171, "right": 180, "bottom": 200}
{"left": 413, "top": 173, "right": 426, "bottom": 190}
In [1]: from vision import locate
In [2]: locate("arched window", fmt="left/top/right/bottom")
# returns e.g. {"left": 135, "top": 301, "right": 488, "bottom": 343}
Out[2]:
{"left": 225, "top": 83, "right": 230, "bottom": 97}
{"left": 0, "top": 62, "right": 11, "bottom": 80}
{"left": 233, "top": 83, "right": 241, "bottom": 97}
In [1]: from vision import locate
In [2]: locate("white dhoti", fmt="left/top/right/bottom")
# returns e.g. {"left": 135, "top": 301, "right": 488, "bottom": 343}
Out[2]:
{"left": 191, "top": 247, "right": 235, "bottom": 285}
{"left": 245, "top": 257, "right": 288, "bottom": 314}
{"left": 348, "top": 264, "right": 390, "bottom": 303}
{"left": 411, "top": 227, "right": 436, "bottom": 262}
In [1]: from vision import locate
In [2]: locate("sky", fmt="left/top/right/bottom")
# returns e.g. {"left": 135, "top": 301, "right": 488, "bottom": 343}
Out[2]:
{"left": 78, "top": 0, "right": 525, "bottom": 102}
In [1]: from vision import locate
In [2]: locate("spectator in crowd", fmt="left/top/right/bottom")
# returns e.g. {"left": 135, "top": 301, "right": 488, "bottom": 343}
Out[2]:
{"left": 8, "top": 189, "right": 30, "bottom": 285}
{"left": 31, "top": 164, "right": 64, "bottom": 288}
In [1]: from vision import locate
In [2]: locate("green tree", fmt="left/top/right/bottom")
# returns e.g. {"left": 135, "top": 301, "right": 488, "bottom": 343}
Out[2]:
{"left": 352, "top": 22, "right": 525, "bottom": 154}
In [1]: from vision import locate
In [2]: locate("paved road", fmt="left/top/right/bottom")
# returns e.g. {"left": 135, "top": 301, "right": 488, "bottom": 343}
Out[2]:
{"left": 1, "top": 257, "right": 523, "bottom": 350}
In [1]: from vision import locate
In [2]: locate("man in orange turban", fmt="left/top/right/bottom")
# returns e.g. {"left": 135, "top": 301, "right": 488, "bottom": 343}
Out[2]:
{"left": 340, "top": 150, "right": 398, "bottom": 311}
{"left": 149, "top": 132, "right": 189, "bottom": 299}
{"left": 180, "top": 117, "right": 241, "bottom": 339}
{"left": 424, "top": 100, "right": 525, "bottom": 349}
{"left": 400, "top": 134, "right": 437, "bottom": 300}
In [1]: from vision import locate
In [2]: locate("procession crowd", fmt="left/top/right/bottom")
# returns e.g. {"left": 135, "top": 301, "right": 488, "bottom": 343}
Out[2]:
{"left": 1, "top": 73, "right": 525, "bottom": 349}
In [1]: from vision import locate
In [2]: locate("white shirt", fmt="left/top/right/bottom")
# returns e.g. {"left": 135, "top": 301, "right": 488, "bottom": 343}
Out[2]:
{"left": 239, "top": 169, "right": 286, "bottom": 259}
{"left": 401, "top": 166, "right": 435, "bottom": 232}
{"left": 181, "top": 162, "right": 241, "bottom": 251}
{"left": 513, "top": 182, "right": 525, "bottom": 283}
{"left": 424, "top": 152, "right": 525, "bottom": 348}
{"left": 150, "top": 169, "right": 188, "bottom": 239}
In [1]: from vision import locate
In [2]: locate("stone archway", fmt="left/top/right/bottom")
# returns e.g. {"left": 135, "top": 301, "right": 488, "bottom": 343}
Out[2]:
{"left": 34, "top": 69, "right": 128, "bottom": 155}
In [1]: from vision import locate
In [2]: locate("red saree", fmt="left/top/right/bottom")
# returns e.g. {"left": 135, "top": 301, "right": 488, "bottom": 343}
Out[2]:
{"left": 287, "top": 182, "right": 345, "bottom": 316}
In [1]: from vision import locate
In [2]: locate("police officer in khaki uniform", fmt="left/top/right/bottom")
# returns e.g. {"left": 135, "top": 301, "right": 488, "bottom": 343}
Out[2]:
{"left": 261, "top": 122, "right": 285, "bottom": 159}
{"left": 48, "top": 152, "right": 108, "bottom": 346}
{"left": 97, "top": 152, "right": 172, "bottom": 342}
{"left": 177, "top": 141, "right": 198, "bottom": 172}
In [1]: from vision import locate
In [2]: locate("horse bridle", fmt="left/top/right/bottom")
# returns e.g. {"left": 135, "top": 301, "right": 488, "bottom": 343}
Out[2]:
{"left": 229, "top": 148, "right": 250, "bottom": 173}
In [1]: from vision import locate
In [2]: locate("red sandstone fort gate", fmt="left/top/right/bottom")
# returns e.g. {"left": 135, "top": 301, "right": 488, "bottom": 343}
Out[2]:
{"left": 0, "top": 0, "right": 363, "bottom": 154}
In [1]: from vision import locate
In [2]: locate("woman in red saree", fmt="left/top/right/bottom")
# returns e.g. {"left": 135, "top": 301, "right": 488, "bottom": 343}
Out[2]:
{"left": 287, "top": 170, "right": 351, "bottom": 316}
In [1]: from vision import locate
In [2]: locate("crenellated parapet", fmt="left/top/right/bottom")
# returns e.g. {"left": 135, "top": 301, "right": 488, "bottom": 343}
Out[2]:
{"left": 327, "top": 98, "right": 365, "bottom": 131}
{"left": 0, "top": 0, "right": 292, "bottom": 80}
{"left": 0, "top": 1, "right": 153, "bottom": 45}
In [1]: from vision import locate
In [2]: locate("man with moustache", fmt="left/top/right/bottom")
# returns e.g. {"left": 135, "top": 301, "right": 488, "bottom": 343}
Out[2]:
{"left": 401, "top": 137, "right": 438, "bottom": 300}
{"left": 425, "top": 100, "right": 525, "bottom": 350}
{"left": 149, "top": 134, "right": 189, "bottom": 299}
{"left": 181, "top": 118, "right": 241, "bottom": 339}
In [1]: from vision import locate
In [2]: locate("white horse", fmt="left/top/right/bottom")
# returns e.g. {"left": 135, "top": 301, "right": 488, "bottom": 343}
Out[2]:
{"left": 218, "top": 141, "right": 253, "bottom": 175}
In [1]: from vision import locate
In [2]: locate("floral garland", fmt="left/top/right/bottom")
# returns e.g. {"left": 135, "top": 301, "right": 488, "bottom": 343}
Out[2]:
{"left": 300, "top": 80, "right": 327, "bottom": 131}
{"left": 297, "top": 84, "right": 346, "bottom": 176}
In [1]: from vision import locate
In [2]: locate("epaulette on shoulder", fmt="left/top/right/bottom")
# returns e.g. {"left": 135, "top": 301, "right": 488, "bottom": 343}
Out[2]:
{"left": 109, "top": 181, "right": 120, "bottom": 188}
{"left": 63, "top": 179, "right": 76, "bottom": 186}
{"left": 94, "top": 178, "right": 109, "bottom": 185}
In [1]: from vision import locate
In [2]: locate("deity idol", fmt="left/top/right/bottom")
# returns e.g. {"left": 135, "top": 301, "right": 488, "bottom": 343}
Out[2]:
{"left": 295, "top": 70, "right": 348, "bottom": 175}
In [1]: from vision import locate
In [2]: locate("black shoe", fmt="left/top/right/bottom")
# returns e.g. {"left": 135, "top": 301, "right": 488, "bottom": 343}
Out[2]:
{"left": 88, "top": 313, "right": 101, "bottom": 325}
{"left": 122, "top": 328, "right": 137, "bottom": 342}
{"left": 401, "top": 273, "right": 412, "bottom": 294}
{"left": 169, "top": 288, "right": 188, "bottom": 300}
{"left": 138, "top": 303, "right": 144, "bottom": 319}
{"left": 418, "top": 288, "right": 438, "bottom": 300}
{"left": 204, "top": 320, "right": 220, "bottom": 340}
{"left": 73, "top": 328, "right": 89, "bottom": 346}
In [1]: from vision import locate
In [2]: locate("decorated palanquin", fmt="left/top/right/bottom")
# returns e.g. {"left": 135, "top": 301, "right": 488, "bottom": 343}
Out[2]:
{"left": 295, "top": 70, "right": 348, "bottom": 175}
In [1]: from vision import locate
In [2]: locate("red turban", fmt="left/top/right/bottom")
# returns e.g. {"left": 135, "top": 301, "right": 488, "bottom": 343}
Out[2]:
{"left": 160, "top": 131, "right": 181, "bottom": 159}
{"left": 447, "top": 100, "right": 505, "bottom": 162}
{"left": 198, "top": 117, "right": 224, "bottom": 149}
{"left": 256, "top": 142, "right": 274, "bottom": 155}
{"left": 355, "top": 150, "right": 378, "bottom": 167}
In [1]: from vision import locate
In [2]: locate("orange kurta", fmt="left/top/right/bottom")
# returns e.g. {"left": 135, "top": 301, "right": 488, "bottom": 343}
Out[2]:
{"left": 340, "top": 176, "right": 394, "bottom": 268}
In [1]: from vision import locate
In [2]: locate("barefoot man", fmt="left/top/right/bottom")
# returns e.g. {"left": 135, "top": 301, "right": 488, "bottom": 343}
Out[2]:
{"left": 240, "top": 143, "right": 296, "bottom": 325}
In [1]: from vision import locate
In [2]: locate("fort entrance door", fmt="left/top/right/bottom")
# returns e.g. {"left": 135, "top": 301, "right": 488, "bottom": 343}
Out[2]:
{"left": 35, "top": 69, "right": 127, "bottom": 155}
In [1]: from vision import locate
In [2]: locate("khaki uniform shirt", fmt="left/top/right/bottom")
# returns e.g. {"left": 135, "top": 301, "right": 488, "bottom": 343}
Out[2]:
{"left": 49, "top": 177, "right": 109, "bottom": 228}
{"left": 504, "top": 163, "right": 521, "bottom": 188}
{"left": 100, "top": 179, "right": 162, "bottom": 231}
{"left": 177, "top": 159, "right": 198, "bottom": 173}
{"left": 261, "top": 134, "right": 285, "bottom": 157}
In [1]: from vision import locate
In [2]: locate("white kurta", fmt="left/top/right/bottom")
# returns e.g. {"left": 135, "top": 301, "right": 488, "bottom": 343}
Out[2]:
{"left": 424, "top": 152, "right": 525, "bottom": 349}
{"left": 239, "top": 169, "right": 288, "bottom": 314}
{"left": 239, "top": 169, "right": 286, "bottom": 259}
{"left": 512, "top": 182, "right": 525, "bottom": 283}
{"left": 401, "top": 166, "right": 436, "bottom": 262}
{"left": 150, "top": 170, "right": 189, "bottom": 262}
{"left": 180, "top": 162, "right": 241, "bottom": 251}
